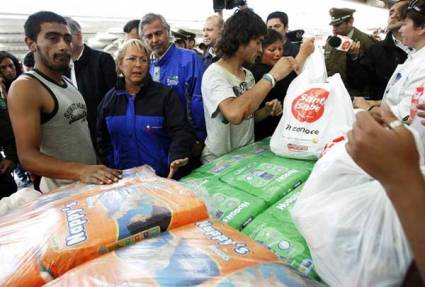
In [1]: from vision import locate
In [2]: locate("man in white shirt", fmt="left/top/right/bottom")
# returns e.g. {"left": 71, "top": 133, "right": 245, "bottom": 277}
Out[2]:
{"left": 201, "top": 9, "right": 313, "bottom": 163}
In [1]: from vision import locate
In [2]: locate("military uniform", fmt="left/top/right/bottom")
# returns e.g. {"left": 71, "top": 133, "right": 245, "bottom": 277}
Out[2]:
{"left": 324, "top": 8, "right": 377, "bottom": 97}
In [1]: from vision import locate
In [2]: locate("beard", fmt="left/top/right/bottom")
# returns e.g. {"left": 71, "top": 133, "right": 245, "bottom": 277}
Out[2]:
{"left": 36, "top": 45, "right": 71, "bottom": 74}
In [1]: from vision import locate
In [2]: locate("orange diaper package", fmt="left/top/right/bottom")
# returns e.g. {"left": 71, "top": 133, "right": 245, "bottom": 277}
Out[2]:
{"left": 0, "top": 166, "right": 208, "bottom": 286}
{"left": 46, "top": 219, "right": 321, "bottom": 287}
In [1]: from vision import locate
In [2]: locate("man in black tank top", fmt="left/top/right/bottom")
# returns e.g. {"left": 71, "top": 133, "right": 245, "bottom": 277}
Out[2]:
{"left": 7, "top": 11, "right": 122, "bottom": 193}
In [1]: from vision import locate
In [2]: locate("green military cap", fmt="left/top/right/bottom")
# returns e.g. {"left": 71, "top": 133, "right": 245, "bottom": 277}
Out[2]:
{"left": 329, "top": 8, "right": 355, "bottom": 25}
{"left": 171, "top": 29, "right": 187, "bottom": 40}
{"left": 176, "top": 28, "right": 196, "bottom": 39}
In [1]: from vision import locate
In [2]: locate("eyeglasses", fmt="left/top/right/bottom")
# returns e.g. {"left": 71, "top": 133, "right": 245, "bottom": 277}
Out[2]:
{"left": 408, "top": 0, "right": 425, "bottom": 17}
{"left": 124, "top": 56, "right": 149, "bottom": 65}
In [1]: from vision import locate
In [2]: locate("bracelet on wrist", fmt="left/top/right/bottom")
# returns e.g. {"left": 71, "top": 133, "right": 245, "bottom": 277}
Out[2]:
{"left": 262, "top": 73, "right": 276, "bottom": 88}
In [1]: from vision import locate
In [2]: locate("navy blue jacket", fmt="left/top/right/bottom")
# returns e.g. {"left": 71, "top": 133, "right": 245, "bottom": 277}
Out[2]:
{"left": 96, "top": 75, "right": 195, "bottom": 177}
{"left": 150, "top": 44, "right": 206, "bottom": 141}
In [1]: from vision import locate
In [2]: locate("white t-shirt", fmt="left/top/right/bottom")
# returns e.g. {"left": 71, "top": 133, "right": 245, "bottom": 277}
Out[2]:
{"left": 383, "top": 46, "right": 425, "bottom": 120}
{"left": 201, "top": 63, "right": 256, "bottom": 162}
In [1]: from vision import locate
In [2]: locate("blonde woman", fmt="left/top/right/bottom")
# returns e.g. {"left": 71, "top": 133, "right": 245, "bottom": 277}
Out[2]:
{"left": 97, "top": 39, "right": 194, "bottom": 178}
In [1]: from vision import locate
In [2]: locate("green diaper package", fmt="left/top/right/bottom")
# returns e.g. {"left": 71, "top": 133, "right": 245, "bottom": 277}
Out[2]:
{"left": 242, "top": 185, "right": 319, "bottom": 279}
{"left": 180, "top": 175, "right": 267, "bottom": 230}
{"left": 220, "top": 155, "right": 314, "bottom": 205}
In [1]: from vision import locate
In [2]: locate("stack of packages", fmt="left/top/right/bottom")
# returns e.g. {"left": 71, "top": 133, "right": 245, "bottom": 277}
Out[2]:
{"left": 0, "top": 165, "right": 321, "bottom": 286}
{"left": 0, "top": 166, "right": 208, "bottom": 286}
{"left": 181, "top": 46, "right": 357, "bottom": 283}
{"left": 181, "top": 138, "right": 320, "bottom": 280}
{"left": 45, "top": 219, "right": 320, "bottom": 286}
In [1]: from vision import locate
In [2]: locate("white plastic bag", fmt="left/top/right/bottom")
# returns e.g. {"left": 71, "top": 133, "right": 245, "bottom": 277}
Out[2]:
{"left": 0, "top": 188, "right": 41, "bottom": 216}
{"left": 291, "top": 127, "right": 424, "bottom": 286}
{"left": 270, "top": 46, "right": 354, "bottom": 159}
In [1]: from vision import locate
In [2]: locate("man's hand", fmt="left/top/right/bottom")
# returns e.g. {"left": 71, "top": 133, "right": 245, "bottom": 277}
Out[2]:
{"left": 299, "top": 37, "right": 315, "bottom": 58}
{"left": 78, "top": 165, "right": 122, "bottom": 185}
{"left": 0, "top": 159, "right": 15, "bottom": 175}
{"left": 269, "top": 57, "right": 297, "bottom": 81}
{"left": 264, "top": 99, "right": 283, "bottom": 117}
{"left": 168, "top": 158, "right": 189, "bottom": 179}
{"left": 352, "top": 97, "right": 369, "bottom": 109}
{"left": 346, "top": 103, "right": 419, "bottom": 187}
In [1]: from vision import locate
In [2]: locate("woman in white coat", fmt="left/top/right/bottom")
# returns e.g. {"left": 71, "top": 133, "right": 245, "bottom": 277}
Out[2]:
{"left": 371, "top": 0, "right": 425, "bottom": 120}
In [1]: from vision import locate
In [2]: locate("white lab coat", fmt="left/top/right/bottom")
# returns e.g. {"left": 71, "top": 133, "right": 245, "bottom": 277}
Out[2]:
{"left": 383, "top": 46, "right": 425, "bottom": 119}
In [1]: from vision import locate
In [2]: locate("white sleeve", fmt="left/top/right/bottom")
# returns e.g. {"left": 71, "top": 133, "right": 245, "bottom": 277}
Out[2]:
{"left": 202, "top": 66, "right": 236, "bottom": 119}
{"left": 393, "top": 68, "right": 425, "bottom": 119}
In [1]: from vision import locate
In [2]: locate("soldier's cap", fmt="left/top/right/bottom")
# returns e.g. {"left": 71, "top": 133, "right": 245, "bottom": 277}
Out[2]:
{"left": 171, "top": 30, "right": 186, "bottom": 40}
{"left": 329, "top": 8, "right": 355, "bottom": 25}
{"left": 287, "top": 29, "right": 305, "bottom": 43}
{"left": 172, "top": 28, "right": 196, "bottom": 40}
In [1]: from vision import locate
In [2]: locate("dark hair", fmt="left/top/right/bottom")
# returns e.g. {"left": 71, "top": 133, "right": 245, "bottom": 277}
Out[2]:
{"left": 216, "top": 9, "right": 267, "bottom": 58}
{"left": 404, "top": 0, "right": 425, "bottom": 27}
{"left": 23, "top": 51, "right": 35, "bottom": 67}
{"left": 262, "top": 29, "right": 283, "bottom": 48}
{"left": 123, "top": 19, "right": 140, "bottom": 33}
{"left": 0, "top": 51, "right": 23, "bottom": 90}
{"left": 266, "top": 11, "right": 289, "bottom": 27}
{"left": 24, "top": 11, "right": 67, "bottom": 41}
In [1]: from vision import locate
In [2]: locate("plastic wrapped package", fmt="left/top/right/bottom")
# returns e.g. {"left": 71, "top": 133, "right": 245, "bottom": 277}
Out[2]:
{"left": 195, "top": 138, "right": 271, "bottom": 177}
{"left": 181, "top": 173, "right": 267, "bottom": 230}
{"left": 0, "top": 166, "right": 208, "bottom": 286}
{"left": 45, "top": 219, "right": 322, "bottom": 287}
{"left": 1, "top": 165, "right": 158, "bottom": 223}
{"left": 291, "top": 136, "right": 423, "bottom": 286}
{"left": 243, "top": 184, "right": 319, "bottom": 279}
{"left": 220, "top": 154, "right": 314, "bottom": 205}
{"left": 0, "top": 187, "right": 41, "bottom": 216}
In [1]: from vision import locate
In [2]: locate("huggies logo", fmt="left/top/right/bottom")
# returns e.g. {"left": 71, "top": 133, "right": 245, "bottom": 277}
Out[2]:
{"left": 291, "top": 88, "right": 329, "bottom": 123}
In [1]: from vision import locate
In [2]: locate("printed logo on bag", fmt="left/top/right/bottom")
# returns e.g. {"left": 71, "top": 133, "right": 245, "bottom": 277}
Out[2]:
{"left": 196, "top": 221, "right": 250, "bottom": 255}
{"left": 291, "top": 88, "right": 329, "bottom": 123}
{"left": 63, "top": 201, "right": 88, "bottom": 246}
{"left": 341, "top": 40, "right": 351, "bottom": 51}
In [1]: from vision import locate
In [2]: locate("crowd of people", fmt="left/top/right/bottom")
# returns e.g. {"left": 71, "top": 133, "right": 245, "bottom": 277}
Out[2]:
{"left": 0, "top": 0, "right": 425, "bottom": 281}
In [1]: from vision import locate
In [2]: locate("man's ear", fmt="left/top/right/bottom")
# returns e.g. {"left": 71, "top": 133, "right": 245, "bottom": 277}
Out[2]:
{"left": 25, "top": 37, "right": 36, "bottom": 52}
{"left": 76, "top": 31, "right": 83, "bottom": 43}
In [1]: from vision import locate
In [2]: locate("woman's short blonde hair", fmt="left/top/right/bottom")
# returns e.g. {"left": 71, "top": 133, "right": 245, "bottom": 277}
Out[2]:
{"left": 115, "top": 39, "right": 151, "bottom": 75}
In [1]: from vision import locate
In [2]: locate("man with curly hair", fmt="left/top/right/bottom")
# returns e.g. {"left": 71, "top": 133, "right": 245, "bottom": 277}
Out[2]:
{"left": 201, "top": 9, "right": 313, "bottom": 163}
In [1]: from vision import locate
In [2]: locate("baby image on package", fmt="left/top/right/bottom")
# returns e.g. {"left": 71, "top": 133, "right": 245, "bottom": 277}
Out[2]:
{"left": 45, "top": 219, "right": 321, "bottom": 287}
